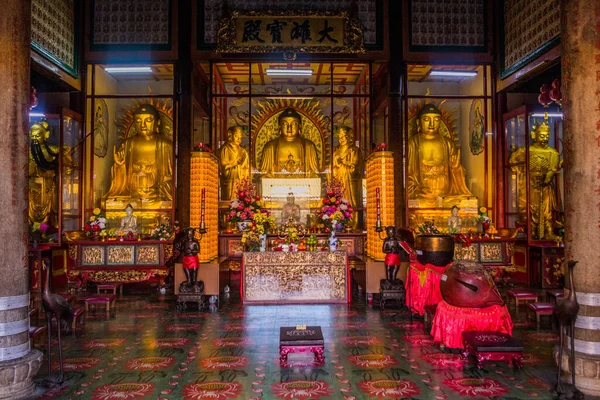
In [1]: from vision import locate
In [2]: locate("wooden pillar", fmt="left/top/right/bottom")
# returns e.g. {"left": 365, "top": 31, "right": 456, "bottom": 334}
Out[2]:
{"left": 559, "top": 0, "right": 600, "bottom": 395}
{"left": 0, "top": 0, "right": 43, "bottom": 398}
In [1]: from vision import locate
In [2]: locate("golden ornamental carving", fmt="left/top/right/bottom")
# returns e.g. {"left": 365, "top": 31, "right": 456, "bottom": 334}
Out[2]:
{"left": 137, "top": 245, "right": 160, "bottom": 264}
{"left": 164, "top": 244, "right": 173, "bottom": 261}
{"left": 82, "top": 246, "right": 104, "bottom": 265}
{"left": 480, "top": 243, "right": 503, "bottom": 262}
{"left": 107, "top": 246, "right": 134, "bottom": 264}
{"left": 216, "top": 11, "right": 365, "bottom": 55}
{"left": 455, "top": 244, "right": 477, "bottom": 261}
{"left": 68, "top": 244, "right": 78, "bottom": 261}
{"left": 83, "top": 270, "right": 160, "bottom": 283}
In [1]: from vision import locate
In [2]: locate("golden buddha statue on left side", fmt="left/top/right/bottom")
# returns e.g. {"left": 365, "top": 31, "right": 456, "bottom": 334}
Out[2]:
{"left": 29, "top": 121, "right": 75, "bottom": 225}
{"left": 259, "top": 108, "right": 321, "bottom": 176}
{"left": 106, "top": 104, "right": 173, "bottom": 202}
{"left": 218, "top": 125, "right": 249, "bottom": 201}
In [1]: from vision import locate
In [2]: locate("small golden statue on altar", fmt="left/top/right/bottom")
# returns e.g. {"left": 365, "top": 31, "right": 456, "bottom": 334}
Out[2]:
{"left": 119, "top": 204, "right": 137, "bottom": 235}
{"left": 407, "top": 104, "right": 472, "bottom": 205}
{"left": 218, "top": 125, "right": 249, "bottom": 201}
{"left": 259, "top": 108, "right": 321, "bottom": 175}
{"left": 509, "top": 120, "right": 562, "bottom": 240}
{"left": 106, "top": 104, "right": 173, "bottom": 204}
{"left": 447, "top": 205, "right": 462, "bottom": 234}
{"left": 28, "top": 121, "right": 76, "bottom": 225}
{"left": 282, "top": 192, "right": 301, "bottom": 224}
{"left": 333, "top": 126, "right": 363, "bottom": 228}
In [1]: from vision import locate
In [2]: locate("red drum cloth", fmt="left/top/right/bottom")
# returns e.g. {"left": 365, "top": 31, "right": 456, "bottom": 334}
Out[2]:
{"left": 405, "top": 262, "right": 447, "bottom": 316}
{"left": 182, "top": 255, "right": 199, "bottom": 270}
{"left": 431, "top": 300, "right": 514, "bottom": 349}
{"left": 384, "top": 253, "right": 402, "bottom": 266}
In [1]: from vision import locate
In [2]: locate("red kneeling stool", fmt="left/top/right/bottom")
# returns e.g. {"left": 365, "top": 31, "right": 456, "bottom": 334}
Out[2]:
{"left": 280, "top": 326, "right": 325, "bottom": 364}
{"left": 97, "top": 283, "right": 123, "bottom": 298}
{"left": 462, "top": 331, "right": 523, "bottom": 369}
{"left": 85, "top": 294, "right": 116, "bottom": 318}
{"left": 546, "top": 289, "right": 564, "bottom": 304}
{"left": 29, "top": 325, "right": 47, "bottom": 350}
{"left": 526, "top": 302, "right": 555, "bottom": 331}
{"left": 505, "top": 289, "right": 539, "bottom": 315}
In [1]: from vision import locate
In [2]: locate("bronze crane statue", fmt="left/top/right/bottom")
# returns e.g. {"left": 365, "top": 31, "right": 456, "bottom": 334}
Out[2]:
{"left": 41, "top": 258, "right": 73, "bottom": 383}
{"left": 554, "top": 260, "right": 583, "bottom": 399}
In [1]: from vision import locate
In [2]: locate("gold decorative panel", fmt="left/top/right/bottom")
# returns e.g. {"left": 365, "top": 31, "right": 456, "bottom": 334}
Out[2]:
{"left": 502, "top": 0, "right": 560, "bottom": 78}
{"left": 137, "top": 246, "right": 160, "bottom": 265}
{"left": 455, "top": 244, "right": 478, "bottom": 261}
{"left": 480, "top": 243, "right": 503, "bottom": 262}
{"left": 82, "top": 247, "right": 104, "bottom": 266}
{"left": 92, "top": 0, "right": 170, "bottom": 46}
{"left": 366, "top": 152, "right": 394, "bottom": 260}
{"left": 243, "top": 251, "right": 348, "bottom": 303}
{"left": 31, "top": 0, "right": 76, "bottom": 75}
{"left": 107, "top": 246, "right": 135, "bottom": 265}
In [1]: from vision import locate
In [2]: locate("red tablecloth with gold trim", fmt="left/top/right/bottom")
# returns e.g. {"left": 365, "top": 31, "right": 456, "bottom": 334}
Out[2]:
{"left": 431, "top": 300, "right": 514, "bottom": 349}
{"left": 405, "top": 261, "right": 447, "bottom": 316}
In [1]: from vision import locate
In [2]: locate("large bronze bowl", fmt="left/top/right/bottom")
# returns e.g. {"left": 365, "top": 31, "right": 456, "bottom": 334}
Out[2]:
{"left": 414, "top": 235, "right": 454, "bottom": 266}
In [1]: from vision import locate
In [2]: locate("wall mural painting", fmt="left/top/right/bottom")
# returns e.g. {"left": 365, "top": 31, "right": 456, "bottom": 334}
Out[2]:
{"left": 469, "top": 99, "right": 485, "bottom": 156}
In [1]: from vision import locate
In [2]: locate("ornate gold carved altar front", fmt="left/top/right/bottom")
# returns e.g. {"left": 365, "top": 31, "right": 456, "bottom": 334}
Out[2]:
{"left": 242, "top": 251, "right": 349, "bottom": 304}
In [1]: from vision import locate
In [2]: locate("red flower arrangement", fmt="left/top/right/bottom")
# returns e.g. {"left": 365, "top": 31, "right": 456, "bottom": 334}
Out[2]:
{"left": 373, "top": 142, "right": 388, "bottom": 152}
{"left": 193, "top": 142, "right": 213, "bottom": 152}
{"left": 317, "top": 179, "right": 353, "bottom": 232}
{"left": 226, "top": 179, "right": 264, "bottom": 223}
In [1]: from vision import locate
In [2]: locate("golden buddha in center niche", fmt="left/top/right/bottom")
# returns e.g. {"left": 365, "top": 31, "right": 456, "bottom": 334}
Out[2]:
{"left": 106, "top": 104, "right": 173, "bottom": 202}
{"left": 407, "top": 104, "right": 472, "bottom": 202}
{"left": 259, "top": 108, "right": 320, "bottom": 175}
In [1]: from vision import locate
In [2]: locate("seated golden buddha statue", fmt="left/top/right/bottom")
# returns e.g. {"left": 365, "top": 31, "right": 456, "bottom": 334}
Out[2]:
{"left": 219, "top": 125, "right": 249, "bottom": 201}
{"left": 119, "top": 204, "right": 137, "bottom": 235}
{"left": 407, "top": 104, "right": 472, "bottom": 204}
{"left": 29, "top": 121, "right": 76, "bottom": 225}
{"left": 509, "top": 121, "right": 562, "bottom": 240}
{"left": 106, "top": 104, "right": 173, "bottom": 204}
{"left": 282, "top": 192, "right": 301, "bottom": 224}
{"left": 259, "top": 108, "right": 320, "bottom": 176}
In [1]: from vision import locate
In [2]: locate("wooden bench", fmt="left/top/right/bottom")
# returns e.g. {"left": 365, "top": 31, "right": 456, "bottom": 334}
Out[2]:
{"left": 280, "top": 326, "right": 325, "bottom": 364}
{"left": 526, "top": 302, "right": 555, "bottom": 331}
{"left": 97, "top": 283, "right": 123, "bottom": 298}
{"left": 85, "top": 294, "right": 116, "bottom": 318}
{"left": 462, "top": 331, "right": 523, "bottom": 369}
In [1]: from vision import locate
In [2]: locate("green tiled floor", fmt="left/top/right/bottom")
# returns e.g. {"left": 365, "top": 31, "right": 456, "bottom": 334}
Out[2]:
{"left": 33, "top": 293, "right": 559, "bottom": 399}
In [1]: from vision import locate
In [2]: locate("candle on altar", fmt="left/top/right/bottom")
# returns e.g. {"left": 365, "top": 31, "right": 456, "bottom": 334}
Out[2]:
{"left": 201, "top": 188, "right": 206, "bottom": 223}
{"left": 376, "top": 188, "right": 381, "bottom": 218}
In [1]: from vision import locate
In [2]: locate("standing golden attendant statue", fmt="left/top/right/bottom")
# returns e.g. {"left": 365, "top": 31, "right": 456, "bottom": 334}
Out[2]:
{"left": 218, "top": 125, "right": 249, "bottom": 201}
{"left": 106, "top": 104, "right": 173, "bottom": 202}
{"left": 332, "top": 126, "right": 362, "bottom": 228}
{"left": 407, "top": 104, "right": 472, "bottom": 203}
{"left": 259, "top": 108, "right": 321, "bottom": 175}
{"left": 510, "top": 121, "right": 562, "bottom": 240}
{"left": 28, "top": 121, "right": 76, "bottom": 225}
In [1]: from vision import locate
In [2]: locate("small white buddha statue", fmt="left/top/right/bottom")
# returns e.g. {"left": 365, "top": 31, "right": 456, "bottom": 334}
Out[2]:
{"left": 447, "top": 205, "right": 462, "bottom": 234}
{"left": 120, "top": 204, "right": 137, "bottom": 235}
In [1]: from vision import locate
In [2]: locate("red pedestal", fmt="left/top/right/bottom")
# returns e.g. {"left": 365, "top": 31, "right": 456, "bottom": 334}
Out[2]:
{"left": 405, "top": 261, "right": 447, "bottom": 316}
{"left": 431, "top": 300, "right": 513, "bottom": 349}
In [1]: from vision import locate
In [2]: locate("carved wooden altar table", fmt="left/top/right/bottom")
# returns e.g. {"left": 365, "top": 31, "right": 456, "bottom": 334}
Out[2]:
{"left": 66, "top": 240, "right": 172, "bottom": 288}
{"left": 241, "top": 251, "right": 350, "bottom": 304}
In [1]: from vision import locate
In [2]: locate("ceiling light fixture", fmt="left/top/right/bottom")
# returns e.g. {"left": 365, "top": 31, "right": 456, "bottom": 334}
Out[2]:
{"left": 531, "top": 113, "right": 563, "bottom": 118}
{"left": 29, "top": 112, "right": 46, "bottom": 118}
{"left": 265, "top": 68, "right": 313, "bottom": 76}
{"left": 430, "top": 70, "right": 478, "bottom": 77}
{"left": 104, "top": 66, "right": 153, "bottom": 74}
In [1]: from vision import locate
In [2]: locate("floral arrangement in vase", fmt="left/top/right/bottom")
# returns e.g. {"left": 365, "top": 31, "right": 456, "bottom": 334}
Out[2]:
{"left": 84, "top": 208, "right": 107, "bottom": 237}
{"left": 30, "top": 222, "right": 48, "bottom": 244}
{"left": 416, "top": 220, "right": 440, "bottom": 235}
{"left": 193, "top": 142, "right": 213, "bottom": 152}
{"left": 151, "top": 219, "right": 180, "bottom": 241}
{"left": 226, "top": 180, "right": 263, "bottom": 225}
{"left": 241, "top": 211, "right": 275, "bottom": 252}
{"left": 477, "top": 207, "right": 492, "bottom": 233}
{"left": 317, "top": 179, "right": 353, "bottom": 232}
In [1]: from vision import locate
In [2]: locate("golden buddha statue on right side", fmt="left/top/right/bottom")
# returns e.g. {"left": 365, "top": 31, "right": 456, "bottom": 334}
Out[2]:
{"left": 509, "top": 121, "right": 562, "bottom": 240}
{"left": 407, "top": 104, "right": 472, "bottom": 203}
{"left": 332, "top": 125, "right": 362, "bottom": 227}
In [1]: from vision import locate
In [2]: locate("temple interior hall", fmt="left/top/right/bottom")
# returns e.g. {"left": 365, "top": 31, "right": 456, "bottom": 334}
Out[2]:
{"left": 1, "top": 0, "right": 599, "bottom": 399}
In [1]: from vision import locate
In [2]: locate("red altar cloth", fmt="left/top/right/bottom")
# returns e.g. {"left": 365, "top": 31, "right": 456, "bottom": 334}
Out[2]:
{"left": 405, "top": 261, "right": 447, "bottom": 316}
{"left": 431, "top": 300, "right": 514, "bottom": 349}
